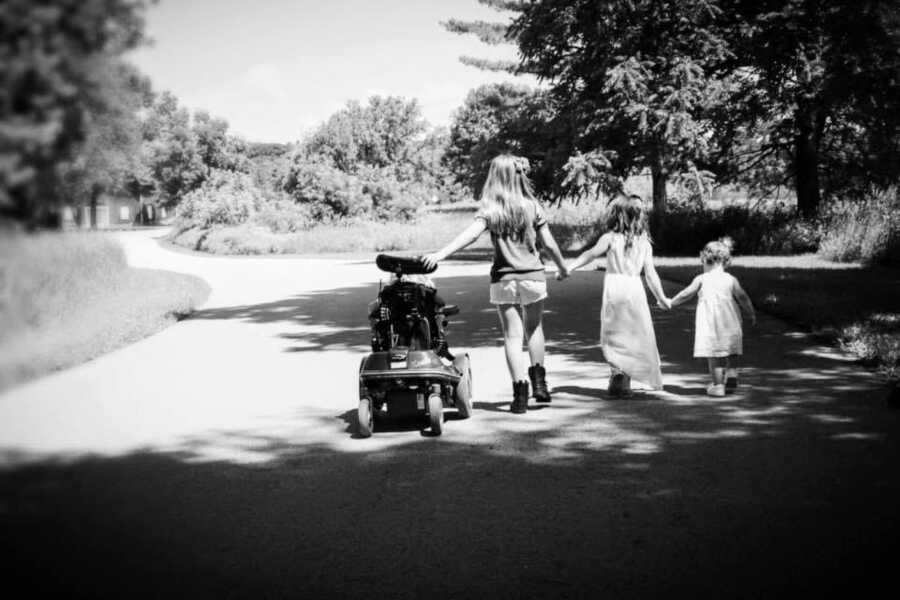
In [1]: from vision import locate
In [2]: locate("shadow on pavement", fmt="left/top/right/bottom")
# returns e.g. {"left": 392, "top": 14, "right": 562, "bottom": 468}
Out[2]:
{"left": 2, "top": 270, "right": 899, "bottom": 597}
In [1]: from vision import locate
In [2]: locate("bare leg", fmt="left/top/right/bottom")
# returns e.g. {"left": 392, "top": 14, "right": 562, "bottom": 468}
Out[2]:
{"left": 707, "top": 358, "right": 717, "bottom": 384}
{"left": 522, "top": 300, "right": 545, "bottom": 366}
{"left": 711, "top": 358, "right": 726, "bottom": 385}
{"left": 497, "top": 304, "right": 526, "bottom": 382}
{"left": 725, "top": 355, "right": 740, "bottom": 389}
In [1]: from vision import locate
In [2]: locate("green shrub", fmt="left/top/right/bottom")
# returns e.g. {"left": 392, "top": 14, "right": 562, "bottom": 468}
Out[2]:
{"left": 202, "top": 225, "right": 281, "bottom": 255}
{"left": 176, "top": 169, "right": 262, "bottom": 229}
{"left": 818, "top": 187, "right": 900, "bottom": 265}
{"left": 358, "top": 166, "right": 422, "bottom": 221}
{"left": 281, "top": 155, "right": 370, "bottom": 220}
{"left": 652, "top": 203, "right": 818, "bottom": 255}
{"left": 253, "top": 197, "right": 314, "bottom": 233}
{"left": 282, "top": 156, "right": 426, "bottom": 222}
{"left": 543, "top": 199, "right": 818, "bottom": 256}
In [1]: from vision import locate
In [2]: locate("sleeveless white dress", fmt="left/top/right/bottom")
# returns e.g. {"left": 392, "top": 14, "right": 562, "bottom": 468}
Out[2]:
{"left": 694, "top": 271, "right": 743, "bottom": 358}
{"left": 600, "top": 234, "right": 663, "bottom": 390}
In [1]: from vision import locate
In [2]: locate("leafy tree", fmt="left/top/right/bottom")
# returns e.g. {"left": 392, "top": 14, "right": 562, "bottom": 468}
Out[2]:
{"left": 245, "top": 142, "right": 293, "bottom": 192}
{"left": 0, "top": 0, "right": 152, "bottom": 221}
{"left": 192, "top": 111, "right": 232, "bottom": 171}
{"left": 512, "top": 0, "right": 731, "bottom": 212}
{"left": 560, "top": 151, "right": 618, "bottom": 202}
{"left": 140, "top": 91, "right": 206, "bottom": 207}
{"left": 717, "top": 0, "right": 900, "bottom": 216}
{"left": 281, "top": 155, "right": 368, "bottom": 220}
{"left": 175, "top": 168, "right": 262, "bottom": 229}
{"left": 58, "top": 61, "right": 154, "bottom": 209}
{"left": 441, "top": 0, "right": 528, "bottom": 73}
{"left": 304, "top": 96, "right": 426, "bottom": 174}
{"left": 445, "top": 82, "right": 572, "bottom": 198}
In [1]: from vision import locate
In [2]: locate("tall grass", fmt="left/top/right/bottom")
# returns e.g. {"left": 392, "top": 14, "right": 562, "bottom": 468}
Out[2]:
{"left": 171, "top": 211, "right": 495, "bottom": 255}
{"left": 0, "top": 232, "right": 209, "bottom": 390}
{"left": 817, "top": 187, "right": 900, "bottom": 265}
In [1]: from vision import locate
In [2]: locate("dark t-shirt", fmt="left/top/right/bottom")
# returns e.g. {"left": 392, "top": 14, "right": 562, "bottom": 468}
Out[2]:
{"left": 475, "top": 201, "right": 547, "bottom": 283}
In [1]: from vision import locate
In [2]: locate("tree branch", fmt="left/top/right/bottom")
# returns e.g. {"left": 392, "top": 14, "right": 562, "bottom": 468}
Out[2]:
{"left": 441, "top": 19, "right": 510, "bottom": 45}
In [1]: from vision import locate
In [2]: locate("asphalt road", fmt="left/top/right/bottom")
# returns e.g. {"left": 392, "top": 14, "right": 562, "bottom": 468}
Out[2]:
{"left": 1, "top": 229, "right": 897, "bottom": 598}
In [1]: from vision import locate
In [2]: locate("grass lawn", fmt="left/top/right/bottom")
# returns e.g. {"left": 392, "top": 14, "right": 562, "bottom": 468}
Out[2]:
{"left": 0, "top": 231, "right": 210, "bottom": 391}
{"left": 656, "top": 255, "right": 900, "bottom": 377}
{"left": 168, "top": 202, "right": 603, "bottom": 256}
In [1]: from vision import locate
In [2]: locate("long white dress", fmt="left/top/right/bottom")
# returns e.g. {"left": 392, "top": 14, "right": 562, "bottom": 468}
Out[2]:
{"left": 600, "top": 234, "right": 664, "bottom": 390}
{"left": 694, "top": 271, "right": 743, "bottom": 358}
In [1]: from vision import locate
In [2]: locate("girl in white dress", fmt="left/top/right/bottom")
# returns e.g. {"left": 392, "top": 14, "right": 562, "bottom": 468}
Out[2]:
{"left": 669, "top": 238, "right": 756, "bottom": 396}
{"left": 567, "top": 194, "right": 668, "bottom": 395}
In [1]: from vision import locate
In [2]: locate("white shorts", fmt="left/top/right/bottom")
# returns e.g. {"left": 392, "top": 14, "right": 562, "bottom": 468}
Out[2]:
{"left": 489, "top": 280, "right": 547, "bottom": 306}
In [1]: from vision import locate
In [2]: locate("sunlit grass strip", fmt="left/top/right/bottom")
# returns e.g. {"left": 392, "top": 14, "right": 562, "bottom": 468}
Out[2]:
{"left": 0, "top": 232, "right": 210, "bottom": 390}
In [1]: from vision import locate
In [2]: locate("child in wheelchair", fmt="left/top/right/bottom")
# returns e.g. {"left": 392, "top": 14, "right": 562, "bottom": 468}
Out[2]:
{"left": 367, "top": 271, "right": 457, "bottom": 360}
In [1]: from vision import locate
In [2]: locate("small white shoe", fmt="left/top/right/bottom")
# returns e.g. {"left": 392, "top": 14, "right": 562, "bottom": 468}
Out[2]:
{"left": 706, "top": 383, "right": 726, "bottom": 397}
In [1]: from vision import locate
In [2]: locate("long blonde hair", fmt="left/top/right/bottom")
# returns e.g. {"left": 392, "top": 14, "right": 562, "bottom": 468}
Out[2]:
{"left": 478, "top": 154, "right": 537, "bottom": 245}
{"left": 606, "top": 193, "right": 649, "bottom": 249}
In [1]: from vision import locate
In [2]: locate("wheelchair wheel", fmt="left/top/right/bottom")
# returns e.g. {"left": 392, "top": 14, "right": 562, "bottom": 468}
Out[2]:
{"left": 358, "top": 398, "right": 373, "bottom": 438}
{"left": 427, "top": 393, "right": 443, "bottom": 435}
{"left": 454, "top": 354, "right": 473, "bottom": 419}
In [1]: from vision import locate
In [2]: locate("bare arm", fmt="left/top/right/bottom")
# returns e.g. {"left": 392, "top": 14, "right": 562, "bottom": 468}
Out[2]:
{"left": 421, "top": 220, "right": 486, "bottom": 269}
{"left": 669, "top": 276, "right": 702, "bottom": 308}
{"left": 732, "top": 278, "right": 757, "bottom": 325}
{"left": 536, "top": 223, "right": 568, "bottom": 279}
{"left": 641, "top": 243, "right": 669, "bottom": 308}
{"left": 567, "top": 233, "right": 611, "bottom": 273}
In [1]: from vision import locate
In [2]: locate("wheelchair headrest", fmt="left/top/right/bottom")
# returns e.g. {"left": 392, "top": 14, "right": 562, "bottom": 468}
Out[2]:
{"left": 376, "top": 254, "right": 436, "bottom": 276}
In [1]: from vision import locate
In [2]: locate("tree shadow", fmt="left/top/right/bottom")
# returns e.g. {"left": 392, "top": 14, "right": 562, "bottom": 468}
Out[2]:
{"left": 2, "top": 269, "right": 898, "bottom": 597}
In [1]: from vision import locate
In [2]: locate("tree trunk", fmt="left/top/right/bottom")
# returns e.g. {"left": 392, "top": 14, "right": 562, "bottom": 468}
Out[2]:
{"left": 794, "top": 111, "right": 822, "bottom": 219}
{"left": 650, "top": 155, "right": 667, "bottom": 213}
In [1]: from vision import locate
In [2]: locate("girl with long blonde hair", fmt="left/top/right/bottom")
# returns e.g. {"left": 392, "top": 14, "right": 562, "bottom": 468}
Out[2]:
{"left": 423, "top": 154, "right": 568, "bottom": 414}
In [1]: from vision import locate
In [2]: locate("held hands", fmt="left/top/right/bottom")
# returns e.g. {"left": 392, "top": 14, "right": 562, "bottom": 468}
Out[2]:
{"left": 555, "top": 263, "right": 570, "bottom": 281}
{"left": 657, "top": 296, "right": 673, "bottom": 310}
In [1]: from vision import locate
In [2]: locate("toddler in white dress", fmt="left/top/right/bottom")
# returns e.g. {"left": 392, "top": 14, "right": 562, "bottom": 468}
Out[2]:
{"left": 669, "top": 238, "right": 756, "bottom": 396}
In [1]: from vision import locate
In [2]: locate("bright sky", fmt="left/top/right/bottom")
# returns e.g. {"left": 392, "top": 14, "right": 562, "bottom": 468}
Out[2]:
{"left": 129, "top": 0, "right": 530, "bottom": 143}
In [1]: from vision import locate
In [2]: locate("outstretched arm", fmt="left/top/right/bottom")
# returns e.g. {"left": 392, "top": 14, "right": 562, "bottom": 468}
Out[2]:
{"left": 567, "top": 233, "right": 611, "bottom": 273}
{"left": 421, "top": 220, "right": 487, "bottom": 269}
{"left": 732, "top": 279, "right": 757, "bottom": 325}
{"left": 669, "top": 276, "right": 702, "bottom": 308}
{"left": 536, "top": 224, "right": 569, "bottom": 280}
{"left": 641, "top": 244, "right": 670, "bottom": 308}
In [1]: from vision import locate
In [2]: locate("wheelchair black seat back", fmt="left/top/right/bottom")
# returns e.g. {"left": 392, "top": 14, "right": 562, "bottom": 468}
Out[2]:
{"left": 369, "top": 254, "right": 457, "bottom": 357}
{"left": 370, "top": 279, "right": 438, "bottom": 352}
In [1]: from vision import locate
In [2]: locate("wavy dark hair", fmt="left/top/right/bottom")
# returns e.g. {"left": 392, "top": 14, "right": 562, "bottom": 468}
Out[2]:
{"left": 605, "top": 193, "right": 649, "bottom": 249}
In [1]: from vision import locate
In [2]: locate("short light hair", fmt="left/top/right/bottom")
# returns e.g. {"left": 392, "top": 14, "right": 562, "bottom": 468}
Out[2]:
{"left": 700, "top": 237, "right": 734, "bottom": 266}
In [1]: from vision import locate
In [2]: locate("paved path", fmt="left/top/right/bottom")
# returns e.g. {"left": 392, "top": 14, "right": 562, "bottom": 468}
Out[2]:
{"left": 1, "top": 230, "right": 897, "bottom": 597}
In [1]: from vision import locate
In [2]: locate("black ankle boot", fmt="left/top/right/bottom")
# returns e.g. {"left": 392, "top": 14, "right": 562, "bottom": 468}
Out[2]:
{"left": 510, "top": 380, "right": 529, "bottom": 414}
{"left": 529, "top": 363, "right": 551, "bottom": 403}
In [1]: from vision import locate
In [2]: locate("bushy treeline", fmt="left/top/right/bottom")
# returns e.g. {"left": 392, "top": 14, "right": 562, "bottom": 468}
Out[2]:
{"left": 0, "top": 1, "right": 456, "bottom": 229}
{"left": 444, "top": 0, "right": 900, "bottom": 219}
{"left": 172, "top": 96, "right": 461, "bottom": 235}
{"left": 279, "top": 96, "right": 461, "bottom": 222}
